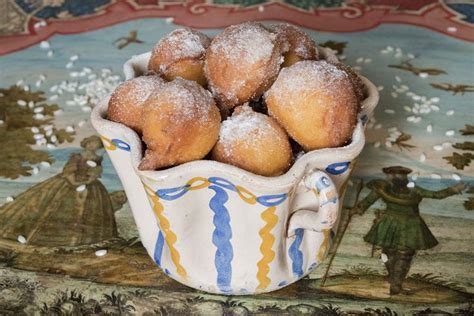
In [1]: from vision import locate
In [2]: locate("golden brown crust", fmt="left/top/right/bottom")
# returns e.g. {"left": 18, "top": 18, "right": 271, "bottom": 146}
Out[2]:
{"left": 148, "top": 29, "right": 210, "bottom": 86}
{"left": 268, "top": 23, "right": 318, "bottom": 67}
{"left": 107, "top": 75, "right": 164, "bottom": 133}
{"left": 211, "top": 105, "right": 292, "bottom": 177}
{"left": 138, "top": 78, "right": 221, "bottom": 170}
{"left": 265, "top": 60, "right": 358, "bottom": 151}
{"left": 328, "top": 61, "right": 366, "bottom": 103}
{"left": 204, "top": 22, "right": 287, "bottom": 111}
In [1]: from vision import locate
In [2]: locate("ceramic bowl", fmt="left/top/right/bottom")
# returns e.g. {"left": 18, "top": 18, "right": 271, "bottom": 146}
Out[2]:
{"left": 91, "top": 47, "right": 379, "bottom": 295}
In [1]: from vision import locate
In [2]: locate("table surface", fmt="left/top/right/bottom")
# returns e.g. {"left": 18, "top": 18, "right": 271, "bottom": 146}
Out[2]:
{"left": 0, "top": 0, "right": 473, "bottom": 314}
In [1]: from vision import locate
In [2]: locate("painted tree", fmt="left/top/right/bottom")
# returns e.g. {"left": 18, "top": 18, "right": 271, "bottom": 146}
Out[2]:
{"left": 0, "top": 85, "right": 74, "bottom": 179}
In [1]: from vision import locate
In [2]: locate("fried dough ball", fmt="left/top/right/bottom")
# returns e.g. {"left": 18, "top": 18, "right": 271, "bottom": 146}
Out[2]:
{"left": 108, "top": 75, "right": 164, "bottom": 133}
{"left": 269, "top": 23, "right": 318, "bottom": 67}
{"left": 204, "top": 22, "right": 287, "bottom": 112}
{"left": 139, "top": 78, "right": 221, "bottom": 170}
{"left": 265, "top": 60, "right": 359, "bottom": 151}
{"left": 212, "top": 105, "right": 292, "bottom": 177}
{"left": 148, "top": 29, "right": 211, "bottom": 86}
{"left": 329, "top": 61, "right": 366, "bottom": 103}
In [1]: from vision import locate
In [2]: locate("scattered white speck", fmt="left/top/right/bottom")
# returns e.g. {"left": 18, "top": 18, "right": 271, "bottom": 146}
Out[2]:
{"left": 391, "top": 92, "right": 398, "bottom": 98}
{"left": 34, "top": 107, "right": 44, "bottom": 113}
{"left": 385, "top": 109, "right": 395, "bottom": 114}
{"left": 258, "top": 5, "right": 264, "bottom": 12}
{"left": 17, "top": 235, "right": 27, "bottom": 244}
{"left": 40, "top": 41, "right": 50, "bottom": 49}
{"left": 50, "top": 135, "right": 58, "bottom": 143}
{"left": 66, "top": 62, "right": 74, "bottom": 69}
{"left": 385, "top": 141, "right": 393, "bottom": 148}
{"left": 54, "top": 109, "right": 63, "bottom": 116}
{"left": 364, "top": 58, "right": 372, "bottom": 63}
{"left": 374, "top": 123, "right": 382, "bottom": 129}
{"left": 442, "top": 142, "right": 452, "bottom": 148}
{"left": 28, "top": 101, "right": 35, "bottom": 108}
{"left": 419, "top": 153, "right": 426, "bottom": 162}
{"left": 24, "top": 85, "right": 30, "bottom": 92}
{"left": 446, "top": 110, "right": 454, "bottom": 116}
{"left": 70, "top": 55, "right": 79, "bottom": 61}
{"left": 407, "top": 116, "right": 416, "bottom": 122}
{"left": 47, "top": 50, "right": 54, "bottom": 57}
{"left": 380, "top": 49, "right": 389, "bottom": 54}
{"left": 35, "top": 80, "right": 42, "bottom": 87}
{"left": 431, "top": 173, "right": 442, "bottom": 180}
{"left": 381, "top": 253, "right": 388, "bottom": 263}
{"left": 32, "top": 167, "right": 39, "bottom": 175}
{"left": 47, "top": 144, "right": 56, "bottom": 149}
{"left": 17, "top": 100, "right": 27, "bottom": 106}
{"left": 353, "top": 66, "right": 362, "bottom": 71}
{"left": 395, "top": 76, "right": 401, "bottom": 82}
{"left": 407, "top": 53, "right": 415, "bottom": 59}
{"left": 407, "top": 182, "right": 415, "bottom": 188}
{"left": 356, "top": 57, "right": 364, "bottom": 63}
{"left": 374, "top": 141, "right": 381, "bottom": 148}
{"left": 447, "top": 26, "right": 457, "bottom": 33}
{"left": 41, "top": 161, "right": 51, "bottom": 168}
{"left": 95, "top": 249, "right": 107, "bottom": 257}
{"left": 430, "top": 105, "right": 440, "bottom": 111}
{"left": 419, "top": 72, "right": 428, "bottom": 78}
{"left": 0, "top": 120, "right": 3, "bottom": 125}
{"left": 403, "top": 106, "right": 412, "bottom": 112}
{"left": 34, "top": 113, "right": 45, "bottom": 120}
{"left": 445, "top": 130, "right": 455, "bottom": 137}
{"left": 165, "top": 17, "right": 174, "bottom": 23}
{"left": 386, "top": 46, "right": 394, "bottom": 52}
{"left": 39, "top": 74, "right": 46, "bottom": 81}
{"left": 395, "top": 52, "right": 403, "bottom": 58}
{"left": 81, "top": 106, "right": 92, "bottom": 112}
{"left": 49, "top": 94, "right": 58, "bottom": 101}
{"left": 76, "top": 184, "right": 86, "bottom": 192}
{"left": 377, "top": 86, "right": 384, "bottom": 91}
{"left": 411, "top": 174, "right": 418, "bottom": 181}
{"left": 452, "top": 174, "right": 461, "bottom": 181}
{"left": 65, "top": 125, "right": 75, "bottom": 133}
{"left": 426, "top": 124, "right": 433, "bottom": 133}
{"left": 433, "top": 145, "right": 444, "bottom": 151}
{"left": 6, "top": 196, "right": 14, "bottom": 203}
{"left": 78, "top": 120, "right": 86, "bottom": 127}
{"left": 430, "top": 97, "right": 440, "bottom": 103}
{"left": 86, "top": 160, "right": 97, "bottom": 167}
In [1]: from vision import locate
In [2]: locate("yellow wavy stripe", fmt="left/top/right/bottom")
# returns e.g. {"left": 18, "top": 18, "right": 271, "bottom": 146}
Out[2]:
{"left": 317, "top": 229, "right": 332, "bottom": 263}
{"left": 256, "top": 206, "right": 277, "bottom": 290}
{"left": 144, "top": 185, "right": 187, "bottom": 279}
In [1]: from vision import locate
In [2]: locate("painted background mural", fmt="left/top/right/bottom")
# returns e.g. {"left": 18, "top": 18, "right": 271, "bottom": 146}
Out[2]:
{"left": 0, "top": 0, "right": 473, "bottom": 314}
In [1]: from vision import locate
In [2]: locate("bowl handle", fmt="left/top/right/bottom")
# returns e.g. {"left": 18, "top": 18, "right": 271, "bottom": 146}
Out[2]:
{"left": 287, "top": 170, "right": 339, "bottom": 237}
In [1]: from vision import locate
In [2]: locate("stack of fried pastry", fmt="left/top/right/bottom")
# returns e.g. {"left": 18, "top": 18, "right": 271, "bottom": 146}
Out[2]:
{"left": 108, "top": 22, "right": 365, "bottom": 177}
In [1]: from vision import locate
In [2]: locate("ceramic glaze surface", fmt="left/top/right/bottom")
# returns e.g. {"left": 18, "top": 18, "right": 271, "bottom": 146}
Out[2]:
{"left": 91, "top": 49, "right": 379, "bottom": 294}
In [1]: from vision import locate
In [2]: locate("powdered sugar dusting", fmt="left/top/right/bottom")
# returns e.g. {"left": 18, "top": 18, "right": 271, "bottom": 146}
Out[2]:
{"left": 270, "top": 23, "right": 317, "bottom": 59}
{"left": 219, "top": 105, "right": 282, "bottom": 156}
{"left": 126, "top": 75, "right": 164, "bottom": 104}
{"left": 109, "top": 75, "right": 163, "bottom": 122}
{"left": 148, "top": 77, "right": 215, "bottom": 123}
{"left": 210, "top": 22, "right": 276, "bottom": 65}
{"left": 151, "top": 29, "right": 210, "bottom": 70}
{"left": 266, "top": 60, "right": 349, "bottom": 107}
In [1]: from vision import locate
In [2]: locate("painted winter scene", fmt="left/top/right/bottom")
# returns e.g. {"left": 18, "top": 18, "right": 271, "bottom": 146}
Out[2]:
{"left": 0, "top": 13, "right": 473, "bottom": 316}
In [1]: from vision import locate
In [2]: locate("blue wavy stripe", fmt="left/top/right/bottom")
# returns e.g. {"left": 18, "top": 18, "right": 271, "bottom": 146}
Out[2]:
{"left": 208, "top": 185, "right": 233, "bottom": 293}
{"left": 256, "top": 193, "right": 287, "bottom": 207}
{"left": 325, "top": 161, "right": 350, "bottom": 175}
{"left": 156, "top": 185, "right": 189, "bottom": 200}
{"left": 111, "top": 139, "right": 131, "bottom": 152}
{"left": 153, "top": 231, "right": 165, "bottom": 268}
{"left": 288, "top": 228, "right": 304, "bottom": 278}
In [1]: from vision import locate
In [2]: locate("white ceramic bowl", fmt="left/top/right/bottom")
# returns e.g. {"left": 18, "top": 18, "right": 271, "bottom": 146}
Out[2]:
{"left": 91, "top": 48, "right": 379, "bottom": 295}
